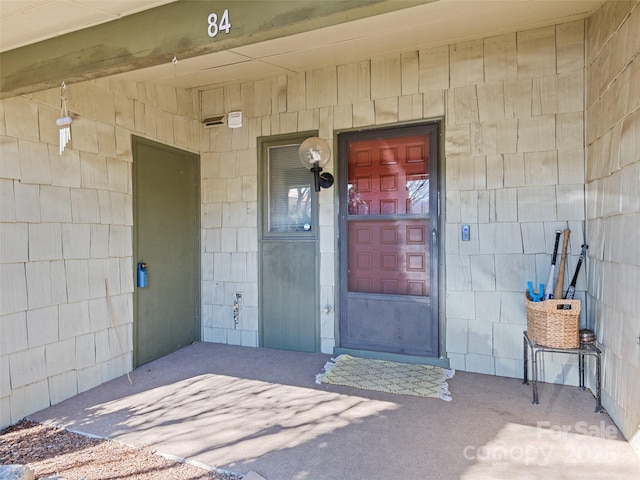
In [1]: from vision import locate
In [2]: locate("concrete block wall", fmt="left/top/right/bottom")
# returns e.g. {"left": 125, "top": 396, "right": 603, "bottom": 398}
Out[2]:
{"left": 200, "top": 20, "right": 587, "bottom": 380}
{"left": 443, "top": 22, "right": 587, "bottom": 382}
{"left": 199, "top": 80, "right": 334, "bottom": 349}
{"left": 585, "top": 0, "right": 640, "bottom": 450}
{"left": 0, "top": 79, "right": 199, "bottom": 429}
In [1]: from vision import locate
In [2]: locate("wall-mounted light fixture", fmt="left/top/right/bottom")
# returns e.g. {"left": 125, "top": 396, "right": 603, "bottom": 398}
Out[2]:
{"left": 298, "top": 137, "right": 334, "bottom": 192}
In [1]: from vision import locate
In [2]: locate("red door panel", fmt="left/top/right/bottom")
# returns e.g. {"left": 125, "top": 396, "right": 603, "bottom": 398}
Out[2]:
{"left": 348, "top": 220, "right": 430, "bottom": 296}
{"left": 348, "top": 135, "right": 430, "bottom": 297}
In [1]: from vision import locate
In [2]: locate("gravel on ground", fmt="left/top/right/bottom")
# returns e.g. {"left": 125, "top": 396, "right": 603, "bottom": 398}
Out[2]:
{"left": 0, "top": 420, "right": 241, "bottom": 480}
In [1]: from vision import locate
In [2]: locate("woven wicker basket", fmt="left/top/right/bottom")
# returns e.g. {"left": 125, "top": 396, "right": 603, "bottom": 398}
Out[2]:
{"left": 525, "top": 293, "right": 580, "bottom": 348}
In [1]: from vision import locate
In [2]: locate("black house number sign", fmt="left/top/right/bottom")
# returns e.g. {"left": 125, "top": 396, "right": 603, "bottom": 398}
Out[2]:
{"left": 207, "top": 9, "right": 231, "bottom": 38}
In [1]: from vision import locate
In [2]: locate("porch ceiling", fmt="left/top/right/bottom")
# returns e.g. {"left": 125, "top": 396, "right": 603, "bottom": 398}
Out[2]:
{"left": 1, "top": 0, "right": 605, "bottom": 95}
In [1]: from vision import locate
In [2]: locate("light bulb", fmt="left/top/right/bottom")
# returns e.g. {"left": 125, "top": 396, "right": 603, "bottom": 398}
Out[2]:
{"left": 299, "top": 137, "right": 331, "bottom": 169}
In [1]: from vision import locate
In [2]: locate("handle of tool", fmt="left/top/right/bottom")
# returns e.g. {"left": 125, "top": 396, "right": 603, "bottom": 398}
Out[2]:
{"left": 554, "top": 229, "right": 570, "bottom": 299}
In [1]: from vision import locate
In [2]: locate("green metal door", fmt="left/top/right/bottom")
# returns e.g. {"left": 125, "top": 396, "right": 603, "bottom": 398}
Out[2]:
{"left": 259, "top": 133, "right": 320, "bottom": 352}
{"left": 133, "top": 137, "right": 200, "bottom": 366}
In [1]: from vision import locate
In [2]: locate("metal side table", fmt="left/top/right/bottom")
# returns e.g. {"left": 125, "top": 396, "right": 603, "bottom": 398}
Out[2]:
{"left": 523, "top": 331, "right": 603, "bottom": 413}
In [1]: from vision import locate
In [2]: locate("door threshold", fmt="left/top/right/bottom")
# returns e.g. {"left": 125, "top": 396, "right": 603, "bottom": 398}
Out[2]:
{"left": 333, "top": 347, "right": 449, "bottom": 368}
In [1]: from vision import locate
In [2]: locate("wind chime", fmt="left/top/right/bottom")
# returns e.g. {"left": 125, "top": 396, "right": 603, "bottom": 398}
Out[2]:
{"left": 56, "top": 82, "right": 72, "bottom": 155}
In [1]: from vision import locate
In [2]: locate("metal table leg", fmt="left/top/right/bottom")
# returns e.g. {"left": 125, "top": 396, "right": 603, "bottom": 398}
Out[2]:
{"left": 579, "top": 350, "right": 585, "bottom": 390}
{"left": 523, "top": 334, "right": 529, "bottom": 385}
{"left": 532, "top": 349, "right": 540, "bottom": 404}
{"left": 595, "top": 350, "right": 603, "bottom": 413}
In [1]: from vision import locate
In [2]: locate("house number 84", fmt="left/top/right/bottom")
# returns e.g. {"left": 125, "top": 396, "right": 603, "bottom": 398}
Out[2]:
{"left": 208, "top": 9, "right": 231, "bottom": 38}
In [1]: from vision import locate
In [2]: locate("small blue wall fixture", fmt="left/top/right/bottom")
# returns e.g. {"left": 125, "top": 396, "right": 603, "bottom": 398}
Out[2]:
{"left": 137, "top": 262, "right": 148, "bottom": 288}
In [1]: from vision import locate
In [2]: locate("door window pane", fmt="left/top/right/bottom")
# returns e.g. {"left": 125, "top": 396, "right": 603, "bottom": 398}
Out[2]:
{"left": 268, "top": 145, "right": 312, "bottom": 233}
{"left": 347, "top": 135, "right": 429, "bottom": 216}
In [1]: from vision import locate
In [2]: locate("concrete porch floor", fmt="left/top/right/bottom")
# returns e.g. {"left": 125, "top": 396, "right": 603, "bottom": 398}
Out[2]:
{"left": 29, "top": 342, "right": 640, "bottom": 480}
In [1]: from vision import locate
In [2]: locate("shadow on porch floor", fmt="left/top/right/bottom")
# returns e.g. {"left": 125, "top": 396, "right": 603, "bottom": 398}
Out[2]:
{"left": 29, "top": 342, "right": 640, "bottom": 480}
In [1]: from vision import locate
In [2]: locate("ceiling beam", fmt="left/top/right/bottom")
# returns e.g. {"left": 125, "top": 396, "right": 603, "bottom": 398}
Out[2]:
{"left": 0, "top": 0, "right": 429, "bottom": 98}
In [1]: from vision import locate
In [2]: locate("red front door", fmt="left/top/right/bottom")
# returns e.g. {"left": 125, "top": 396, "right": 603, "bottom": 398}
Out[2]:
{"left": 339, "top": 125, "right": 440, "bottom": 357}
